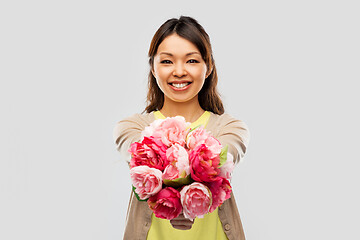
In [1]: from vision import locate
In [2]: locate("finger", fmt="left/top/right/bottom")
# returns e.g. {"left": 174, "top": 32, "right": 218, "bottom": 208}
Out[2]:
{"left": 170, "top": 223, "right": 193, "bottom": 230}
{"left": 173, "top": 213, "right": 193, "bottom": 221}
{"left": 170, "top": 217, "right": 194, "bottom": 224}
{"left": 170, "top": 220, "right": 193, "bottom": 226}
{"left": 170, "top": 221, "right": 194, "bottom": 229}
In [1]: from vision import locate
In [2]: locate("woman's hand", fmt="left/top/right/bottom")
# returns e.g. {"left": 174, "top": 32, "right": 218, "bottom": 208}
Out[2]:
{"left": 170, "top": 212, "right": 194, "bottom": 230}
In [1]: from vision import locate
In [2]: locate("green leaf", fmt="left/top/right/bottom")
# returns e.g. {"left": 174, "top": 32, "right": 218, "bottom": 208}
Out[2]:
{"left": 132, "top": 185, "right": 148, "bottom": 202}
{"left": 219, "top": 145, "right": 229, "bottom": 167}
{"left": 163, "top": 175, "right": 193, "bottom": 188}
{"left": 188, "top": 124, "right": 202, "bottom": 133}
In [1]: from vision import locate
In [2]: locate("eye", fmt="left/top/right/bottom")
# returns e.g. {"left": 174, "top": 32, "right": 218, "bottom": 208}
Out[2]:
{"left": 187, "top": 59, "right": 199, "bottom": 63}
{"left": 160, "top": 60, "right": 172, "bottom": 64}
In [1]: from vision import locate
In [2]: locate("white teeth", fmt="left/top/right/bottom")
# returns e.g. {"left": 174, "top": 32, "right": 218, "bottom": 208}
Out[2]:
{"left": 171, "top": 82, "right": 190, "bottom": 88}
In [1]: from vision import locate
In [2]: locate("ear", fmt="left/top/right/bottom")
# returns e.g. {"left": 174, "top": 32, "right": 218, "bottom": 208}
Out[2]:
{"left": 151, "top": 67, "right": 156, "bottom": 79}
{"left": 206, "top": 66, "right": 213, "bottom": 79}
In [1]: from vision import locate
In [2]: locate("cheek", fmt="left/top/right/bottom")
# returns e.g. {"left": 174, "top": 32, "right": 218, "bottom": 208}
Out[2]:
{"left": 192, "top": 65, "right": 207, "bottom": 79}
{"left": 158, "top": 68, "right": 168, "bottom": 77}
{"left": 153, "top": 67, "right": 170, "bottom": 91}
{"left": 202, "top": 67, "right": 208, "bottom": 77}
{"left": 154, "top": 66, "right": 172, "bottom": 80}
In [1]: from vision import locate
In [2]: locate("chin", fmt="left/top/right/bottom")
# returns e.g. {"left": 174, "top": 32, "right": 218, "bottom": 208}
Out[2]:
{"left": 168, "top": 96, "right": 197, "bottom": 104}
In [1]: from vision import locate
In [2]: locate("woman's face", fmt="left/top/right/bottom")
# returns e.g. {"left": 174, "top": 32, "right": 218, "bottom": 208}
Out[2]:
{"left": 152, "top": 33, "right": 209, "bottom": 106}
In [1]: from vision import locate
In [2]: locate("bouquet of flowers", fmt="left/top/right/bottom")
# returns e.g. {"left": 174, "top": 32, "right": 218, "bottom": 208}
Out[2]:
{"left": 128, "top": 116, "right": 235, "bottom": 221}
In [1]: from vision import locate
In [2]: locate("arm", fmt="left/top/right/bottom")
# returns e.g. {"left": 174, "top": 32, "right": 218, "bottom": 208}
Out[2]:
{"left": 112, "top": 114, "right": 145, "bottom": 163}
{"left": 216, "top": 114, "right": 250, "bottom": 165}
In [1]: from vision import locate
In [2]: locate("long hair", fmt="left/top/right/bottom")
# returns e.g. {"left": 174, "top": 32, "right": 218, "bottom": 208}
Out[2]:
{"left": 144, "top": 16, "right": 224, "bottom": 115}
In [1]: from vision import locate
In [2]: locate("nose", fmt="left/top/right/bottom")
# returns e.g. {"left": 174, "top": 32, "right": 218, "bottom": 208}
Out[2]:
{"left": 173, "top": 63, "right": 187, "bottom": 78}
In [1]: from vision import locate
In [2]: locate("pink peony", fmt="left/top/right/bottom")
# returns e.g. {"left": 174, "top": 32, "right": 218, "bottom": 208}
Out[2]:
{"left": 141, "top": 119, "right": 164, "bottom": 139}
{"left": 148, "top": 187, "right": 182, "bottom": 220}
{"left": 150, "top": 116, "right": 190, "bottom": 147}
{"left": 165, "top": 143, "right": 190, "bottom": 179}
{"left": 180, "top": 182, "right": 212, "bottom": 220}
{"left": 162, "top": 164, "right": 179, "bottom": 180}
{"left": 206, "top": 177, "right": 232, "bottom": 212}
{"left": 129, "top": 136, "right": 169, "bottom": 171}
{"left": 219, "top": 153, "right": 235, "bottom": 180}
{"left": 130, "top": 166, "right": 163, "bottom": 200}
{"left": 190, "top": 144, "right": 221, "bottom": 182}
{"left": 186, "top": 127, "right": 222, "bottom": 158}
{"left": 186, "top": 126, "right": 209, "bottom": 150}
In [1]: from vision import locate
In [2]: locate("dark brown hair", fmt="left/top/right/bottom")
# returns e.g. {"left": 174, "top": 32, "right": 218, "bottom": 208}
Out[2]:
{"left": 144, "top": 16, "right": 224, "bottom": 115}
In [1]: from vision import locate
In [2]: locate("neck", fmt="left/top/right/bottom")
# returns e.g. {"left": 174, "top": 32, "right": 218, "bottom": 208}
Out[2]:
{"left": 160, "top": 97, "right": 205, "bottom": 123}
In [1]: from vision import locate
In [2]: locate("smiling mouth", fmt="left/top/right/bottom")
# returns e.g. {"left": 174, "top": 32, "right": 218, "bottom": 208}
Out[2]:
{"left": 169, "top": 82, "right": 192, "bottom": 88}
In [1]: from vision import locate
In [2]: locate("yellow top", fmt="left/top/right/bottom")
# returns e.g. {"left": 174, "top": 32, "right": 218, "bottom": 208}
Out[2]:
{"left": 146, "top": 110, "right": 228, "bottom": 240}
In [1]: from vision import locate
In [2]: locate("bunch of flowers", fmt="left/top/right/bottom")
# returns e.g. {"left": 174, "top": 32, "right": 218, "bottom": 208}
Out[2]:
{"left": 128, "top": 116, "right": 235, "bottom": 220}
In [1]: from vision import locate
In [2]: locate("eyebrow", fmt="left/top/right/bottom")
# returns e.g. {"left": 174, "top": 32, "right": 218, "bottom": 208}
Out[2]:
{"left": 159, "top": 52, "right": 201, "bottom": 56}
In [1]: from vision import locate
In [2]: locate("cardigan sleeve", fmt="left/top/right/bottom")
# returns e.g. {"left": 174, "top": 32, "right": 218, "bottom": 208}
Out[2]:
{"left": 112, "top": 114, "right": 145, "bottom": 163}
{"left": 216, "top": 114, "right": 250, "bottom": 165}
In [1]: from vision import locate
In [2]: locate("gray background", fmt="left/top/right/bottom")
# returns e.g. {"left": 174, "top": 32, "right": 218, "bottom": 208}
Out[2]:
{"left": 1, "top": 0, "right": 359, "bottom": 239}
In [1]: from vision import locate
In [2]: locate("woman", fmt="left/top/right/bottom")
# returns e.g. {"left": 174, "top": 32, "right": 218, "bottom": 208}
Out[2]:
{"left": 113, "top": 16, "right": 250, "bottom": 240}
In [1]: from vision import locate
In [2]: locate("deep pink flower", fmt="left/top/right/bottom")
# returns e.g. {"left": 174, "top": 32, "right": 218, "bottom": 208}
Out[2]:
{"left": 129, "top": 136, "right": 169, "bottom": 171}
{"left": 148, "top": 187, "right": 182, "bottom": 220}
{"left": 130, "top": 166, "right": 163, "bottom": 200}
{"left": 190, "top": 144, "right": 221, "bottom": 182}
{"left": 180, "top": 182, "right": 212, "bottom": 220}
{"left": 206, "top": 177, "right": 232, "bottom": 212}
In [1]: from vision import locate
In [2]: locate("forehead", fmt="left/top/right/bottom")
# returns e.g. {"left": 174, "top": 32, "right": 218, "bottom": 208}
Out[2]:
{"left": 157, "top": 34, "right": 200, "bottom": 56}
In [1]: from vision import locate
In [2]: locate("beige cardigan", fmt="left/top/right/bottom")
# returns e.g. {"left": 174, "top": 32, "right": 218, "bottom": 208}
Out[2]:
{"left": 113, "top": 111, "right": 250, "bottom": 240}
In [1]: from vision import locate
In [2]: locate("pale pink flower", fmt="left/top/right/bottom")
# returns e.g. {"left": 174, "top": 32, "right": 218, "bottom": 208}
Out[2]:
{"left": 180, "top": 182, "right": 212, "bottom": 221}
{"left": 187, "top": 127, "right": 222, "bottom": 158}
{"left": 130, "top": 165, "right": 163, "bottom": 200}
{"left": 162, "top": 164, "right": 179, "bottom": 180}
{"left": 141, "top": 119, "right": 164, "bottom": 139}
{"left": 166, "top": 143, "right": 190, "bottom": 178}
{"left": 148, "top": 187, "right": 182, "bottom": 220}
{"left": 150, "top": 116, "right": 190, "bottom": 147}
{"left": 219, "top": 153, "right": 235, "bottom": 180}
{"left": 186, "top": 126, "right": 209, "bottom": 150}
